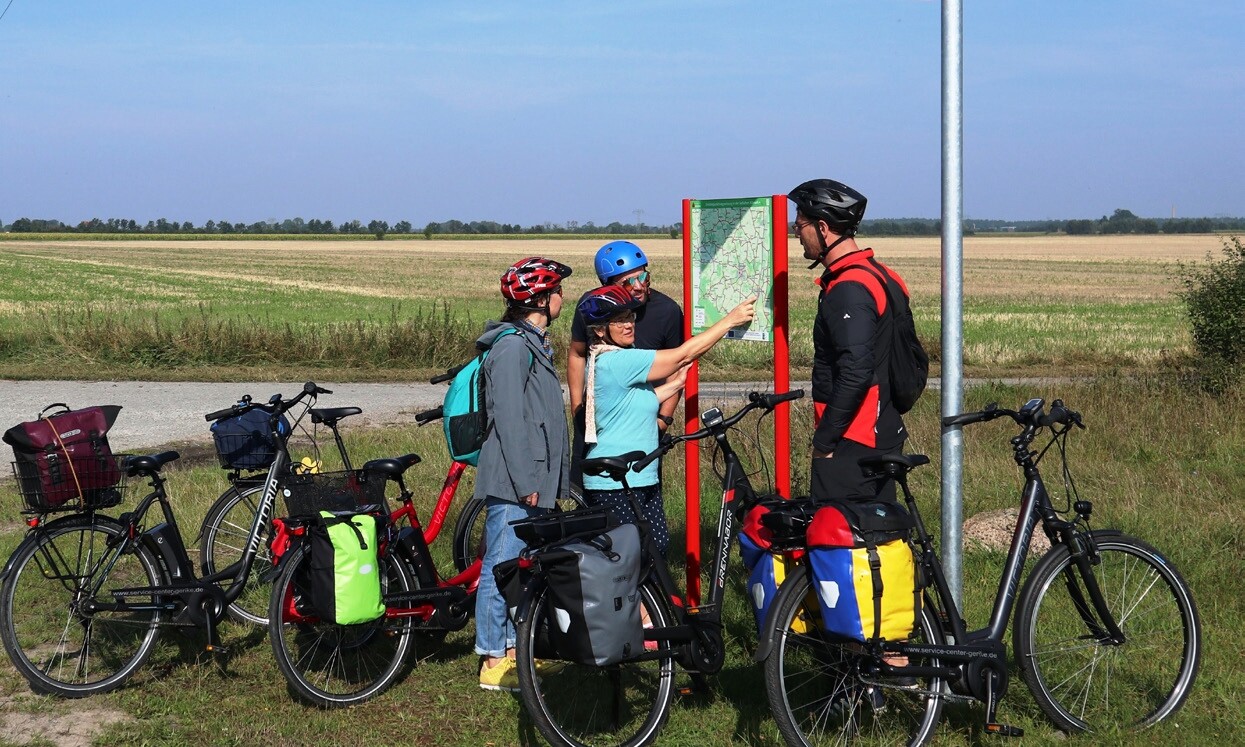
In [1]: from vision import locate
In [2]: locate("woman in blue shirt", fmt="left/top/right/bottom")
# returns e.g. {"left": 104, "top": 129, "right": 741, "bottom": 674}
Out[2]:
{"left": 577, "top": 285, "right": 756, "bottom": 556}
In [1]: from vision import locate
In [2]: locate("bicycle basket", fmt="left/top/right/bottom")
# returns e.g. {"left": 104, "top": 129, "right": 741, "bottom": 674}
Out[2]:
{"left": 281, "top": 469, "right": 388, "bottom": 518}
{"left": 211, "top": 409, "right": 290, "bottom": 471}
{"left": 11, "top": 453, "right": 131, "bottom": 513}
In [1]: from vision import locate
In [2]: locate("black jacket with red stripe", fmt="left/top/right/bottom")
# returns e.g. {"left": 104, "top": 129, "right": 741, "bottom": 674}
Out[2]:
{"left": 811, "top": 248, "right": 909, "bottom": 454}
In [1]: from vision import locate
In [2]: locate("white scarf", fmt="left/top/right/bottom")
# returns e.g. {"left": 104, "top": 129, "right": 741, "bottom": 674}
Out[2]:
{"left": 584, "top": 343, "right": 623, "bottom": 444}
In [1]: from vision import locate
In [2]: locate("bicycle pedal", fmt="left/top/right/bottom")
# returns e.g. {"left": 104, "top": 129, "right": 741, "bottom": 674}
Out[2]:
{"left": 684, "top": 604, "right": 717, "bottom": 616}
{"left": 205, "top": 643, "right": 230, "bottom": 656}
{"left": 984, "top": 723, "right": 1024, "bottom": 737}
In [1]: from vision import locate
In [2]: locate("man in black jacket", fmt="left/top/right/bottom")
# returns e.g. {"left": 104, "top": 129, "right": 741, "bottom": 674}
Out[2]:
{"left": 789, "top": 179, "right": 912, "bottom": 503}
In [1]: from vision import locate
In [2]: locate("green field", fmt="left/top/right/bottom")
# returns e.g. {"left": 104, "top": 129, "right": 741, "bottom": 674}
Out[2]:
{"left": 0, "top": 234, "right": 1220, "bottom": 381}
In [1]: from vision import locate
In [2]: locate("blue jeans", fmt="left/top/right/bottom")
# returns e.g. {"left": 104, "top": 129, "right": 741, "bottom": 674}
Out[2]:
{"left": 474, "top": 498, "right": 547, "bottom": 658}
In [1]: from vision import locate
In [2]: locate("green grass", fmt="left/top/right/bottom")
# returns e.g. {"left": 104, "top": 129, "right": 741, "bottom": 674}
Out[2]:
{"left": 0, "top": 375, "right": 1241, "bottom": 745}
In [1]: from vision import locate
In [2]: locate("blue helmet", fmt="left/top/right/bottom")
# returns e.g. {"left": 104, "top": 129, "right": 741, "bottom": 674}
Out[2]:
{"left": 594, "top": 241, "right": 648, "bottom": 284}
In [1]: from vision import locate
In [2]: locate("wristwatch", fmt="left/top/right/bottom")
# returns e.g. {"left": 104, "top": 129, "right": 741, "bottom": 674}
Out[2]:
{"left": 657, "top": 415, "right": 674, "bottom": 426}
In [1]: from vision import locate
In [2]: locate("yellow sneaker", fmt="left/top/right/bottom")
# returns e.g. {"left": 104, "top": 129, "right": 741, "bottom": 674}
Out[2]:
{"left": 479, "top": 658, "right": 520, "bottom": 692}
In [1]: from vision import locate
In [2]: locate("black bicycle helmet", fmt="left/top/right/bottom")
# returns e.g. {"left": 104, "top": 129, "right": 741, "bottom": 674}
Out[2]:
{"left": 787, "top": 179, "right": 867, "bottom": 237}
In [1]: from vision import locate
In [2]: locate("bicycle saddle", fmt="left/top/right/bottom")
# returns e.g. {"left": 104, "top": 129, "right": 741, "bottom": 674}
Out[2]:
{"left": 581, "top": 450, "right": 646, "bottom": 480}
{"left": 124, "top": 451, "right": 181, "bottom": 476}
{"left": 362, "top": 453, "right": 421, "bottom": 478}
{"left": 859, "top": 453, "right": 930, "bottom": 478}
{"left": 309, "top": 407, "right": 363, "bottom": 426}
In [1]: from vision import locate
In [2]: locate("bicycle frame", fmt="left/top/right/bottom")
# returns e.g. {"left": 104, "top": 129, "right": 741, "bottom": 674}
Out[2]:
{"left": 275, "top": 460, "right": 481, "bottom": 631}
{"left": 874, "top": 407, "right": 1127, "bottom": 732}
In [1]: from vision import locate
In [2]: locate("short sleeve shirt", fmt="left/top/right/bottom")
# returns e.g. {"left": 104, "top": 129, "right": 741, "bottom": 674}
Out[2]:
{"left": 583, "top": 348, "right": 659, "bottom": 490}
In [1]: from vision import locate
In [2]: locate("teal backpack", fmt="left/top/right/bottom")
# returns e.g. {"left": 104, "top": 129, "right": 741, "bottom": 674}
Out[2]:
{"left": 442, "top": 328, "right": 530, "bottom": 466}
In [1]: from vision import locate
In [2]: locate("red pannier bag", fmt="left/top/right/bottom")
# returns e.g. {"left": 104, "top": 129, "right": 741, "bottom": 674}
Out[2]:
{"left": 3, "top": 404, "right": 123, "bottom": 510}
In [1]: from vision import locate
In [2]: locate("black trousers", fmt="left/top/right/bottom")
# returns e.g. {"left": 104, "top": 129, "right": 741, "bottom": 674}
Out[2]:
{"left": 810, "top": 439, "right": 901, "bottom": 504}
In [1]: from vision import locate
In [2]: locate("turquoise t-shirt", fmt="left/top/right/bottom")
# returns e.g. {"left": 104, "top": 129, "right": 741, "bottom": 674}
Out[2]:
{"left": 583, "top": 348, "right": 659, "bottom": 490}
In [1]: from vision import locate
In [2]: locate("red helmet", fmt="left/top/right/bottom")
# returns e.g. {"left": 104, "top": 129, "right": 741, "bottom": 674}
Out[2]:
{"left": 577, "top": 285, "right": 642, "bottom": 325}
{"left": 500, "top": 257, "right": 572, "bottom": 304}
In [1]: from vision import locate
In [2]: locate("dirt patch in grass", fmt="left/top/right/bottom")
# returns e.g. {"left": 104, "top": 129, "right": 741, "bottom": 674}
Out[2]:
{"left": 0, "top": 694, "right": 130, "bottom": 747}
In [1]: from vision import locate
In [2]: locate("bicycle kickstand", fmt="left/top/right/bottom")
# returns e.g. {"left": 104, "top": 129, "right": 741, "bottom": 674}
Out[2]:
{"left": 982, "top": 671, "right": 1023, "bottom": 738}
{"left": 202, "top": 599, "right": 229, "bottom": 659}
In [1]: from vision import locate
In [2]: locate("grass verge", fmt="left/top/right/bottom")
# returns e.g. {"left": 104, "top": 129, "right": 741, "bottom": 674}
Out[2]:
{"left": 0, "top": 374, "right": 1240, "bottom": 745}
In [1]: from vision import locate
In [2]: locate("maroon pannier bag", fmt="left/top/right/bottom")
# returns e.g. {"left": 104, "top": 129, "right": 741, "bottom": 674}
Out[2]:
{"left": 3, "top": 404, "right": 123, "bottom": 510}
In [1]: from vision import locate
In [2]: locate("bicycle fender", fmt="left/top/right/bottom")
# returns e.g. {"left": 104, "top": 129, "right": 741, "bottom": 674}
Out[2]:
{"left": 511, "top": 576, "right": 546, "bottom": 626}
{"left": 0, "top": 514, "right": 123, "bottom": 582}
{"left": 753, "top": 564, "right": 809, "bottom": 663}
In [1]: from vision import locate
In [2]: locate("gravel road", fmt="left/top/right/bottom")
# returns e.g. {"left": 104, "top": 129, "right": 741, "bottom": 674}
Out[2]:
{"left": 0, "top": 377, "right": 1057, "bottom": 454}
{"left": 0, "top": 379, "right": 806, "bottom": 453}
{"left": 0, "top": 381, "right": 446, "bottom": 452}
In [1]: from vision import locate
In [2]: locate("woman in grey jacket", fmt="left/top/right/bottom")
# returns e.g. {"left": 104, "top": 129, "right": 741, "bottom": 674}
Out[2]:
{"left": 474, "top": 256, "right": 572, "bottom": 692}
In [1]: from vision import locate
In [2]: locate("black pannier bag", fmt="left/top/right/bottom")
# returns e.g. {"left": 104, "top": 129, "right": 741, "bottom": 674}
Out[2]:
{"left": 211, "top": 407, "right": 291, "bottom": 470}
{"left": 540, "top": 522, "right": 645, "bottom": 666}
{"left": 3, "top": 404, "right": 123, "bottom": 510}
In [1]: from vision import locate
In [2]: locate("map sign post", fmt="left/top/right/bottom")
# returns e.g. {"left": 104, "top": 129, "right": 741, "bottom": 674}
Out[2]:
{"left": 681, "top": 195, "right": 789, "bottom": 605}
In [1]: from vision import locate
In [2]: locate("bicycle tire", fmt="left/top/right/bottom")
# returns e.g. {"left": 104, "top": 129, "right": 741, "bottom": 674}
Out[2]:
{"left": 0, "top": 516, "right": 165, "bottom": 697}
{"left": 268, "top": 543, "right": 416, "bottom": 708}
{"left": 762, "top": 563, "right": 944, "bottom": 747}
{"left": 1014, "top": 531, "right": 1201, "bottom": 733}
{"left": 515, "top": 578, "right": 676, "bottom": 747}
{"left": 198, "top": 482, "right": 273, "bottom": 625}
{"left": 451, "top": 485, "right": 587, "bottom": 574}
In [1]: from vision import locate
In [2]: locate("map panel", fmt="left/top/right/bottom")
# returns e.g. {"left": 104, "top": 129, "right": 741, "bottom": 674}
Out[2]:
{"left": 690, "top": 197, "right": 774, "bottom": 341}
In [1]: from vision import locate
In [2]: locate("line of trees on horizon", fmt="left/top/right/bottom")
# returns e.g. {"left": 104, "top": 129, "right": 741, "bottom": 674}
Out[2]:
{"left": 3, "top": 209, "right": 1243, "bottom": 238}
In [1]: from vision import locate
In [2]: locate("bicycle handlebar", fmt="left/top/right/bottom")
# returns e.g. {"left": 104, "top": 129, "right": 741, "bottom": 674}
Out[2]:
{"left": 942, "top": 398, "right": 1084, "bottom": 431}
{"left": 414, "top": 406, "right": 444, "bottom": 425}
{"left": 204, "top": 381, "right": 329, "bottom": 422}
{"left": 631, "top": 389, "right": 804, "bottom": 472}
{"left": 430, "top": 363, "right": 466, "bottom": 385}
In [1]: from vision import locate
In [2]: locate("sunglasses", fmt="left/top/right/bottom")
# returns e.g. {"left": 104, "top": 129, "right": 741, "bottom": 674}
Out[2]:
{"left": 619, "top": 270, "right": 650, "bottom": 287}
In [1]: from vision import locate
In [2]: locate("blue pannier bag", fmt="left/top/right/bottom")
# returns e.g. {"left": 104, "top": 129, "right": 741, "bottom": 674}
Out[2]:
{"left": 211, "top": 406, "right": 291, "bottom": 470}
{"left": 442, "top": 328, "right": 528, "bottom": 466}
{"left": 806, "top": 500, "right": 918, "bottom": 643}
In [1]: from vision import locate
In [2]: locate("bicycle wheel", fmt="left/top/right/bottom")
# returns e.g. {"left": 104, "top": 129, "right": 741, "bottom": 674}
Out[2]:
{"left": 452, "top": 486, "right": 586, "bottom": 574}
{"left": 0, "top": 517, "right": 164, "bottom": 697}
{"left": 199, "top": 482, "right": 273, "bottom": 625}
{"left": 516, "top": 579, "right": 676, "bottom": 747}
{"left": 268, "top": 544, "right": 416, "bottom": 708}
{"left": 1014, "top": 531, "right": 1201, "bottom": 733}
{"left": 763, "top": 564, "right": 944, "bottom": 747}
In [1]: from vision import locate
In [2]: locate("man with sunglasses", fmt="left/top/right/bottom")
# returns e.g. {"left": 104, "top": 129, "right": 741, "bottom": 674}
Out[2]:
{"left": 788, "top": 178, "right": 910, "bottom": 505}
{"left": 568, "top": 241, "right": 684, "bottom": 491}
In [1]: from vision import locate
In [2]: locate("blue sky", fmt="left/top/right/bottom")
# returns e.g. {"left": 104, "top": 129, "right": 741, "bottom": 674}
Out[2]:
{"left": 1, "top": 1, "right": 1241, "bottom": 226}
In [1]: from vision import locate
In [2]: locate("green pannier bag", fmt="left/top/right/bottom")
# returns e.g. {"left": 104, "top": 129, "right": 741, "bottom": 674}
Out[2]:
{"left": 308, "top": 511, "right": 385, "bottom": 625}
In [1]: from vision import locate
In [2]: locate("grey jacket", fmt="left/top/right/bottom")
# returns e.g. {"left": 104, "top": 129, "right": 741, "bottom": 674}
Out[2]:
{"left": 472, "top": 321, "right": 570, "bottom": 509}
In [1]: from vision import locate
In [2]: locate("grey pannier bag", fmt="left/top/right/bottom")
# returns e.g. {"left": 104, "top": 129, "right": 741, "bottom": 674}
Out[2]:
{"left": 541, "top": 522, "right": 645, "bottom": 666}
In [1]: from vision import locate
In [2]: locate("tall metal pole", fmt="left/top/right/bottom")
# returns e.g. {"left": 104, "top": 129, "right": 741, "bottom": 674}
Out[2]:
{"left": 941, "top": 0, "right": 965, "bottom": 607}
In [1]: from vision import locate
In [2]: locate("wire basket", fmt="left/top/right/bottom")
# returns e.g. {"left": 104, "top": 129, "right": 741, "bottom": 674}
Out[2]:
{"left": 281, "top": 469, "right": 389, "bottom": 518}
{"left": 212, "top": 432, "right": 280, "bottom": 471}
{"left": 11, "top": 454, "right": 130, "bottom": 513}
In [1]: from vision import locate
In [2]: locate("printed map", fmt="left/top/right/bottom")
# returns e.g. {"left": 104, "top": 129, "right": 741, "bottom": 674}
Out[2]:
{"left": 690, "top": 197, "right": 774, "bottom": 341}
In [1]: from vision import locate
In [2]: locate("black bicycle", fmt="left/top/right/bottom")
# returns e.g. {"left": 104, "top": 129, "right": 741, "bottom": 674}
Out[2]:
{"left": 197, "top": 388, "right": 359, "bottom": 625}
{"left": 511, "top": 390, "right": 804, "bottom": 747}
{"left": 0, "top": 382, "right": 327, "bottom": 697}
{"left": 756, "top": 397, "right": 1202, "bottom": 745}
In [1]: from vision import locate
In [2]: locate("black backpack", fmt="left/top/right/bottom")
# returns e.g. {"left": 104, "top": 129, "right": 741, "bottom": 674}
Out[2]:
{"left": 861, "top": 258, "right": 929, "bottom": 414}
